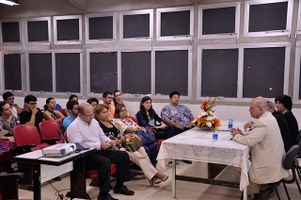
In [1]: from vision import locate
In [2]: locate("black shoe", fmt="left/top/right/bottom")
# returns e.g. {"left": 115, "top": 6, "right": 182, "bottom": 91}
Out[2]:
{"left": 114, "top": 185, "right": 135, "bottom": 195}
{"left": 181, "top": 160, "right": 192, "bottom": 164}
{"left": 252, "top": 188, "right": 274, "bottom": 200}
{"left": 98, "top": 193, "right": 119, "bottom": 200}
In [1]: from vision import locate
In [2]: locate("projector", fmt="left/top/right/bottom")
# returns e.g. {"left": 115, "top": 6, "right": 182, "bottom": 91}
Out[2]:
{"left": 42, "top": 143, "right": 76, "bottom": 157}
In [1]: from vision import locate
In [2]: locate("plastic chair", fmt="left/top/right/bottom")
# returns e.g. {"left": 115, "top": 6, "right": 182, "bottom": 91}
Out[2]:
{"left": 39, "top": 120, "right": 64, "bottom": 145}
{"left": 269, "top": 145, "right": 301, "bottom": 200}
{"left": 13, "top": 124, "right": 49, "bottom": 153}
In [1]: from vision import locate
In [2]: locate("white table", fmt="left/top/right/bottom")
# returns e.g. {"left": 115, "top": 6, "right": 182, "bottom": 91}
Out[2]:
{"left": 157, "top": 127, "right": 250, "bottom": 200}
{"left": 16, "top": 148, "right": 96, "bottom": 200}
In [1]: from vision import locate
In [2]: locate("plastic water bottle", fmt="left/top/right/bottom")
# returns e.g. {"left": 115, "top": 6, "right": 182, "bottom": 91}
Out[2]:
{"left": 212, "top": 130, "right": 218, "bottom": 141}
{"left": 228, "top": 119, "right": 233, "bottom": 130}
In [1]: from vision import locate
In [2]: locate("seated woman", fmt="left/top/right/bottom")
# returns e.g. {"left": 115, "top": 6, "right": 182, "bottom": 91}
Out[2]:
{"left": 0, "top": 101, "right": 16, "bottom": 142}
{"left": 95, "top": 104, "right": 168, "bottom": 186}
{"left": 137, "top": 96, "right": 176, "bottom": 139}
{"left": 113, "top": 90, "right": 130, "bottom": 115}
{"left": 43, "top": 97, "right": 65, "bottom": 124}
{"left": 113, "top": 104, "right": 159, "bottom": 167}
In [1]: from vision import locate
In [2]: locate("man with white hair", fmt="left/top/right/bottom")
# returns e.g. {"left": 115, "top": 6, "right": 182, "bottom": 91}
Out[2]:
{"left": 231, "top": 97, "right": 289, "bottom": 200}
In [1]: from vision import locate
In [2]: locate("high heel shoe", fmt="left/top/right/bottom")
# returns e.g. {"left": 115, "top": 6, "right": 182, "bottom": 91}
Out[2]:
{"left": 159, "top": 175, "right": 168, "bottom": 182}
{"left": 148, "top": 178, "right": 162, "bottom": 186}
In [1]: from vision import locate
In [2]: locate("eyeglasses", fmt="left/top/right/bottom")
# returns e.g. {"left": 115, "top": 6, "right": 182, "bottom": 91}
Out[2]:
{"left": 7, "top": 97, "right": 15, "bottom": 100}
{"left": 28, "top": 102, "right": 37, "bottom": 105}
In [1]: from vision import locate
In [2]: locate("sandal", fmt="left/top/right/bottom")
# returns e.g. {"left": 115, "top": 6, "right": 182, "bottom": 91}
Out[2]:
{"left": 148, "top": 178, "right": 162, "bottom": 186}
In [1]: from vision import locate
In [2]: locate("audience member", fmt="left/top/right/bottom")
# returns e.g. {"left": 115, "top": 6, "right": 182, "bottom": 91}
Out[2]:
{"left": 67, "top": 102, "right": 134, "bottom": 200}
{"left": 113, "top": 90, "right": 130, "bottom": 115}
{"left": 161, "top": 91, "right": 194, "bottom": 134}
{"left": 43, "top": 97, "right": 65, "bottom": 124}
{"left": 63, "top": 100, "right": 79, "bottom": 130}
{"left": 267, "top": 101, "right": 292, "bottom": 152}
{"left": 68, "top": 94, "right": 78, "bottom": 102}
{"left": 103, "top": 91, "right": 115, "bottom": 120}
{"left": 2, "top": 91, "right": 22, "bottom": 119}
{"left": 231, "top": 97, "right": 289, "bottom": 199}
{"left": 113, "top": 104, "right": 158, "bottom": 167}
{"left": 87, "top": 97, "right": 99, "bottom": 110}
{"left": 20, "top": 95, "right": 43, "bottom": 131}
{"left": 95, "top": 104, "right": 168, "bottom": 186}
{"left": 275, "top": 95, "right": 299, "bottom": 145}
{"left": 137, "top": 96, "right": 176, "bottom": 139}
{"left": 0, "top": 101, "right": 17, "bottom": 139}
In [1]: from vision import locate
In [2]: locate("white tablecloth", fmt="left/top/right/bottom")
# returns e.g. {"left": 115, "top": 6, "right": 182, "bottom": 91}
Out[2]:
{"left": 157, "top": 127, "right": 250, "bottom": 191}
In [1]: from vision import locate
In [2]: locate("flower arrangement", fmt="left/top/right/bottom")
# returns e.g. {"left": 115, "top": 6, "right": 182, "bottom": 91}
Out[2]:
{"left": 191, "top": 97, "right": 221, "bottom": 130}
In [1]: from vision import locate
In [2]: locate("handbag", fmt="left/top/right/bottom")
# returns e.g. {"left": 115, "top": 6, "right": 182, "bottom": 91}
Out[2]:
{"left": 124, "top": 133, "right": 142, "bottom": 152}
{"left": 135, "top": 129, "right": 156, "bottom": 145}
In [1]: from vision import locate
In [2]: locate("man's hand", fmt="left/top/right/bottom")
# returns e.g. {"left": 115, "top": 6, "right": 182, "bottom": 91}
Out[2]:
{"left": 244, "top": 121, "right": 254, "bottom": 130}
{"left": 231, "top": 128, "right": 242, "bottom": 137}
{"left": 31, "top": 107, "right": 38, "bottom": 115}
{"left": 101, "top": 141, "right": 112, "bottom": 150}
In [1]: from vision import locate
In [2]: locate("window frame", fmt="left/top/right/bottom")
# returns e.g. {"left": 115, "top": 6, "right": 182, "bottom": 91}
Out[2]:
{"left": 293, "top": 42, "right": 301, "bottom": 103}
{"left": 25, "top": 17, "right": 51, "bottom": 44}
{"left": 26, "top": 50, "right": 83, "bottom": 95}
{"left": 0, "top": 19, "right": 22, "bottom": 44}
{"left": 244, "top": 0, "right": 293, "bottom": 37}
{"left": 53, "top": 15, "right": 82, "bottom": 44}
{"left": 156, "top": 6, "right": 194, "bottom": 41}
{"left": 85, "top": 12, "right": 116, "bottom": 43}
{"left": 198, "top": 2, "right": 240, "bottom": 39}
{"left": 119, "top": 9, "right": 153, "bottom": 41}
{"left": 198, "top": 42, "right": 290, "bottom": 102}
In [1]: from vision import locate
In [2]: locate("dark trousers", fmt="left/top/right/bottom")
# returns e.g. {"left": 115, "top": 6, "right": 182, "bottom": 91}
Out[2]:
{"left": 85, "top": 149, "right": 131, "bottom": 195}
{"left": 143, "top": 143, "right": 158, "bottom": 167}
{"left": 155, "top": 126, "right": 177, "bottom": 139}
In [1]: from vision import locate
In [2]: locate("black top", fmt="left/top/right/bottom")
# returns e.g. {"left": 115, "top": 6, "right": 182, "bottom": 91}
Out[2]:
{"left": 283, "top": 111, "right": 299, "bottom": 145}
{"left": 19, "top": 108, "right": 44, "bottom": 131}
{"left": 136, "top": 110, "right": 162, "bottom": 127}
{"left": 272, "top": 111, "right": 292, "bottom": 152}
{"left": 98, "top": 121, "right": 120, "bottom": 139}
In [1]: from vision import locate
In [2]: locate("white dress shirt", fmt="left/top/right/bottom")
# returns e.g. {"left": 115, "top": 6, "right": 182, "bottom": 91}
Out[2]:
{"left": 67, "top": 117, "right": 110, "bottom": 149}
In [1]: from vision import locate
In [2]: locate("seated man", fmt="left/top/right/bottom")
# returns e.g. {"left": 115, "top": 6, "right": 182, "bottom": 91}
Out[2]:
{"left": 67, "top": 102, "right": 134, "bottom": 200}
{"left": 161, "top": 91, "right": 194, "bottom": 134}
{"left": 2, "top": 91, "right": 22, "bottom": 119}
{"left": 19, "top": 95, "right": 43, "bottom": 131}
{"left": 62, "top": 100, "right": 79, "bottom": 130}
{"left": 231, "top": 97, "right": 289, "bottom": 200}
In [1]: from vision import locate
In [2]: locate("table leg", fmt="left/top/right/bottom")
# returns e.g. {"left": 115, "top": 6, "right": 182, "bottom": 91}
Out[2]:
{"left": 66, "top": 157, "right": 90, "bottom": 199}
{"left": 33, "top": 163, "right": 41, "bottom": 200}
{"left": 172, "top": 159, "right": 176, "bottom": 198}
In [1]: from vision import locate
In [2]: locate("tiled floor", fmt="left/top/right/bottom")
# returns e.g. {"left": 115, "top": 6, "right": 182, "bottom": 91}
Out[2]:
{"left": 18, "top": 161, "right": 300, "bottom": 200}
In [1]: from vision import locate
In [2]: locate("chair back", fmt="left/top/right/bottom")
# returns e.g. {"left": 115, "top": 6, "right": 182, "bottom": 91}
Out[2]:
{"left": 283, "top": 145, "right": 299, "bottom": 170}
{"left": 14, "top": 125, "right": 41, "bottom": 147}
{"left": 39, "top": 120, "right": 62, "bottom": 141}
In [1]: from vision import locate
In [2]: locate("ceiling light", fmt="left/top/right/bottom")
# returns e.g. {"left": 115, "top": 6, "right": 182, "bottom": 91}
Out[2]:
{"left": 0, "top": 0, "right": 19, "bottom": 6}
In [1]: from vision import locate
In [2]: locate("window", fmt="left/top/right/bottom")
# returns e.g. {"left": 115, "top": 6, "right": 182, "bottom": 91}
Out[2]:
{"left": 243, "top": 46, "right": 287, "bottom": 98}
{"left": 155, "top": 49, "right": 190, "bottom": 96}
{"left": 86, "top": 13, "right": 115, "bottom": 42}
{"left": 3, "top": 53, "right": 22, "bottom": 90}
{"left": 293, "top": 44, "right": 301, "bottom": 101}
{"left": 121, "top": 51, "right": 151, "bottom": 94}
{"left": 120, "top": 9, "right": 153, "bottom": 40}
{"left": 200, "top": 48, "right": 238, "bottom": 98}
{"left": 55, "top": 52, "right": 82, "bottom": 93}
{"left": 28, "top": 53, "right": 52, "bottom": 92}
{"left": 53, "top": 15, "right": 82, "bottom": 44}
{"left": 88, "top": 51, "right": 118, "bottom": 93}
{"left": 199, "top": 3, "right": 239, "bottom": 38}
{"left": 157, "top": 6, "right": 193, "bottom": 40}
{"left": 26, "top": 17, "right": 50, "bottom": 43}
{"left": 1, "top": 21, "right": 20, "bottom": 43}
{"left": 244, "top": 0, "right": 292, "bottom": 37}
